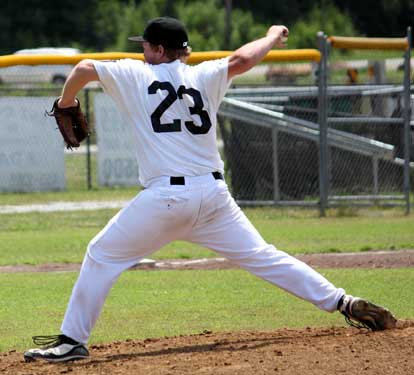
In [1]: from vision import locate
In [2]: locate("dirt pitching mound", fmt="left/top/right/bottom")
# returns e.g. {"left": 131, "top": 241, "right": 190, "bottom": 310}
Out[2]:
{"left": 2, "top": 321, "right": 414, "bottom": 375}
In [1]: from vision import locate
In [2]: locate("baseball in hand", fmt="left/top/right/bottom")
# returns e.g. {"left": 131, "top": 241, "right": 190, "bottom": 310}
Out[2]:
{"left": 281, "top": 28, "right": 288, "bottom": 43}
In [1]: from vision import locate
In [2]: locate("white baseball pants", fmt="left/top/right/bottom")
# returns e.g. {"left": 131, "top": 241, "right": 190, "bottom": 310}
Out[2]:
{"left": 61, "top": 173, "right": 344, "bottom": 344}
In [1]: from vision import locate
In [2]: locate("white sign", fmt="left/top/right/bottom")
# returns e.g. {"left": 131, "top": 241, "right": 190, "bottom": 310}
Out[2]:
{"left": 94, "top": 93, "right": 139, "bottom": 186}
{"left": 0, "top": 97, "right": 65, "bottom": 192}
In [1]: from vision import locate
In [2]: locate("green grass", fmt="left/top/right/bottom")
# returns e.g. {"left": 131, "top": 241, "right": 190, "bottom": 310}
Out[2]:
{"left": 0, "top": 207, "right": 413, "bottom": 265}
{"left": 0, "top": 187, "right": 138, "bottom": 205}
{"left": 0, "top": 268, "right": 412, "bottom": 352}
{"left": 251, "top": 208, "right": 414, "bottom": 254}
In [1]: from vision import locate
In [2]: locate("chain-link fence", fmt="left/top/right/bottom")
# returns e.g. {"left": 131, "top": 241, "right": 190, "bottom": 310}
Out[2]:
{"left": 219, "top": 85, "right": 321, "bottom": 204}
{"left": 317, "top": 31, "right": 413, "bottom": 214}
{"left": 0, "top": 43, "right": 412, "bottom": 213}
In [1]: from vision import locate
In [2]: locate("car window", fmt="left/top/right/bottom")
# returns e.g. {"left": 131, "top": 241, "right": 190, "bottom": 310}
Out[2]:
{"left": 13, "top": 48, "right": 81, "bottom": 55}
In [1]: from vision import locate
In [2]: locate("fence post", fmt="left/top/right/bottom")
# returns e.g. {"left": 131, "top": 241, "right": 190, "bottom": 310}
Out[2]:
{"left": 317, "top": 32, "right": 329, "bottom": 216}
{"left": 403, "top": 26, "right": 412, "bottom": 214}
{"left": 84, "top": 88, "right": 92, "bottom": 190}
{"left": 372, "top": 156, "right": 379, "bottom": 196}
{"left": 272, "top": 128, "right": 280, "bottom": 202}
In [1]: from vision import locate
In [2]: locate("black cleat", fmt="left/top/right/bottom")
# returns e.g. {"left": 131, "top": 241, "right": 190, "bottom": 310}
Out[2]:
{"left": 24, "top": 334, "right": 89, "bottom": 363}
{"left": 338, "top": 295, "right": 397, "bottom": 331}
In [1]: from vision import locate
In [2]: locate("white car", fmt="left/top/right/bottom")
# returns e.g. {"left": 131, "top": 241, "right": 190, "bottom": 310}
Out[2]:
{"left": 0, "top": 47, "right": 81, "bottom": 85}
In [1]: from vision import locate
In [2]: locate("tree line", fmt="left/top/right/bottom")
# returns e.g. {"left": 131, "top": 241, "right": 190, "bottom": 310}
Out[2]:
{"left": 0, "top": 0, "right": 412, "bottom": 55}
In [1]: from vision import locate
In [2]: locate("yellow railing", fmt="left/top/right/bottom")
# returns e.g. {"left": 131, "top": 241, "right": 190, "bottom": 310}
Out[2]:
{"left": 0, "top": 49, "right": 321, "bottom": 68}
{"left": 328, "top": 36, "right": 409, "bottom": 50}
{"left": 188, "top": 49, "right": 321, "bottom": 64}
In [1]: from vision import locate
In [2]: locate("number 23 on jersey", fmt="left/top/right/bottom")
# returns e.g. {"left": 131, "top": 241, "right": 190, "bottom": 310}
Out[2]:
{"left": 148, "top": 81, "right": 212, "bottom": 135}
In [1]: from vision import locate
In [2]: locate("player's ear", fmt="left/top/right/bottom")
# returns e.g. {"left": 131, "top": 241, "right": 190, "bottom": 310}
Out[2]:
{"left": 158, "top": 45, "right": 165, "bottom": 56}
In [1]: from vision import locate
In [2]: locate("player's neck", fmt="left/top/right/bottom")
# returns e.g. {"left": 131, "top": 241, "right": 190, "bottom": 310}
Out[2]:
{"left": 146, "top": 56, "right": 178, "bottom": 65}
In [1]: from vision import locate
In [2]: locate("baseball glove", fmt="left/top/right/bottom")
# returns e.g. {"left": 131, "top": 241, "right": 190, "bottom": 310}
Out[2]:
{"left": 47, "top": 97, "right": 90, "bottom": 149}
{"left": 340, "top": 296, "right": 397, "bottom": 331}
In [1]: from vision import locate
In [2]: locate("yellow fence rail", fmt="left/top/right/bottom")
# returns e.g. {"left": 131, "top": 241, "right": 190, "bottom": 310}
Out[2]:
{"left": 0, "top": 49, "right": 321, "bottom": 68}
{"left": 328, "top": 36, "right": 409, "bottom": 50}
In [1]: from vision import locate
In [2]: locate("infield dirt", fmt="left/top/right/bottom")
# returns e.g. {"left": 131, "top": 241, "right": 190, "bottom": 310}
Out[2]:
{"left": 1, "top": 249, "right": 414, "bottom": 273}
{"left": 1, "top": 321, "right": 414, "bottom": 375}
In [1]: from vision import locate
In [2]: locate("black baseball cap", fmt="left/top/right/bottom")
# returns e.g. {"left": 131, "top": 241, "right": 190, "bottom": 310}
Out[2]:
{"left": 128, "top": 17, "right": 189, "bottom": 49}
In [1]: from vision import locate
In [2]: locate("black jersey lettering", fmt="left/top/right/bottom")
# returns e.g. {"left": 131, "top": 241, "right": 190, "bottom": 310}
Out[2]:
{"left": 148, "top": 81, "right": 212, "bottom": 134}
{"left": 148, "top": 81, "right": 181, "bottom": 133}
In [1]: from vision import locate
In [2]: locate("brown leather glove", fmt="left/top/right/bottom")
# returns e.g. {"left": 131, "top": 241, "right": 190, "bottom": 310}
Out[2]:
{"left": 47, "top": 97, "right": 90, "bottom": 149}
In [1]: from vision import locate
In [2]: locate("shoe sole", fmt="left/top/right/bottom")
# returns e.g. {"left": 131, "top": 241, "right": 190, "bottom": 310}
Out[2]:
{"left": 24, "top": 354, "right": 89, "bottom": 363}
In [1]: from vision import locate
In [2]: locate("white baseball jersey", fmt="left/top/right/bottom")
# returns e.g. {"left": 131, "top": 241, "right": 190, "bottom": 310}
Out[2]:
{"left": 61, "top": 57, "right": 345, "bottom": 345}
{"left": 93, "top": 58, "right": 230, "bottom": 186}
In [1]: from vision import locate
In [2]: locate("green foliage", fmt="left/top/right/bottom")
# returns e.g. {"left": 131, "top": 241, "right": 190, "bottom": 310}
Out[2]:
{"left": 235, "top": 0, "right": 412, "bottom": 38}
{"left": 113, "top": 0, "right": 268, "bottom": 52}
{"left": 229, "top": 8, "right": 268, "bottom": 50}
{"left": 84, "top": 0, "right": 270, "bottom": 53}
{"left": 0, "top": 1, "right": 101, "bottom": 54}
{"left": 176, "top": 0, "right": 225, "bottom": 51}
{"left": 0, "top": 1, "right": 412, "bottom": 54}
{"left": 288, "top": 4, "right": 357, "bottom": 49}
{"left": 335, "top": 0, "right": 413, "bottom": 37}
{"left": 93, "top": 0, "right": 124, "bottom": 51}
{"left": 114, "top": 0, "right": 164, "bottom": 52}
{"left": 176, "top": 0, "right": 268, "bottom": 51}
{"left": 232, "top": 0, "right": 315, "bottom": 25}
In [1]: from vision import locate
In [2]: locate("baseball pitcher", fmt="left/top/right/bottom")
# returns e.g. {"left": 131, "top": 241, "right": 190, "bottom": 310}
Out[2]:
{"left": 24, "top": 17, "right": 396, "bottom": 363}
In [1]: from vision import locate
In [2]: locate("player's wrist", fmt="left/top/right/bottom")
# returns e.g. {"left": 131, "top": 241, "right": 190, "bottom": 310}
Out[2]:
{"left": 58, "top": 97, "right": 78, "bottom": 108}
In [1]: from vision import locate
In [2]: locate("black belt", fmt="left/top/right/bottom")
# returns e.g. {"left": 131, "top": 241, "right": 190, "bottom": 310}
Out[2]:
{"left": 170, "top": 172, "right": 223, "bottom": 185}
